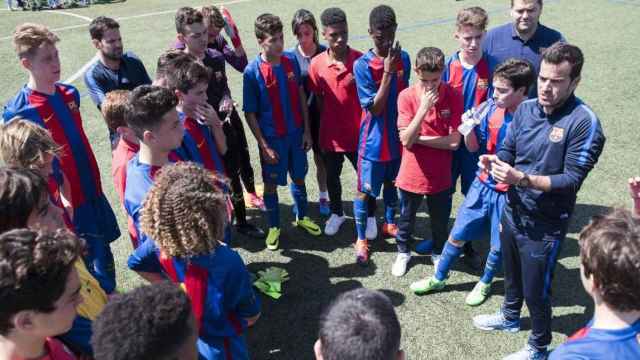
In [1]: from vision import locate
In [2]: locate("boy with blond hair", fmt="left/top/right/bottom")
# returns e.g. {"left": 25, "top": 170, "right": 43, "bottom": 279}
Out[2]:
{"left": 3, "top": 23, "right": 120, "bottom": 293}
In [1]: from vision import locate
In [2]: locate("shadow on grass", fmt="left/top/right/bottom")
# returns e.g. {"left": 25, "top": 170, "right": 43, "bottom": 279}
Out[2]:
{"left": 245, "top": 249, "right": 406, "bottom": 360}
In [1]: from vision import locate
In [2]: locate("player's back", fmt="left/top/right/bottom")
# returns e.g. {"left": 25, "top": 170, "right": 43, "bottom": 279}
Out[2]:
{"left": 549, "top": 319, "right": 640, "bottom": 360}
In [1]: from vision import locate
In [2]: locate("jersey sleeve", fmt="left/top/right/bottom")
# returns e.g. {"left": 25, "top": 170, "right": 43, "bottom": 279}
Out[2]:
{"left": 396, "top": 88, "right": 414, "bottom": 129}
{"left": 127, "top": 238, "right": 163, "bottom": 274}
{"left": 548, "top": 109, "right": 605, "bottom": 194}
{"left": 83, "top": 68, "right": 107, "bottom": 109}
{"left": 219, "top": 35, "right": 248, "bottom": 72}
{"left": 242, "top": 66, "right": 260, "bottom": 114}
{"left": 354, "top": 58, "right": 376, "bottom": 110}
{"left": 401, "top": 51, "right": 411, "bottom": 84}
{"left": 496, "top": 105, "right": 520, "bottom": 165}
{"left": 224, "top": 250, "right": 261, "bottom": 320}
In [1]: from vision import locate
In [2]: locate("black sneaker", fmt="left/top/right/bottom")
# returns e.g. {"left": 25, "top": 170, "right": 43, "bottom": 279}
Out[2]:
{"left": 235, "top": 223, "right": 266, "bottom": 239}
{"left": 463, "top": 244, "right": 482, "bottom": 271}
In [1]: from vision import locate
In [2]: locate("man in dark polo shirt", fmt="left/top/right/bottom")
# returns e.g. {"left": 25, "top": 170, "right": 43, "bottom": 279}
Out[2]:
{"left": 84, "top": 16, "right": 152, "bottom": 142}
{"left": 472, "top": 43, "right": 605, "bottom": 360}
{"left": 483, "top": 0, "right": 564, "bottom": 97}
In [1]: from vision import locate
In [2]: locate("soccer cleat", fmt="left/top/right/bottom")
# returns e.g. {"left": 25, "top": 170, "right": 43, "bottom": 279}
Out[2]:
{"left": 473, "top": 310, "right": 520, "bottom": 333}
{"left": 265, "top": 227, "right": 280, "bottom": 251}
{"left": 319, "top": 198, "right": 330, "bottom": 216}
{"left": 381, "top": 222, "right": 399, "bottom": 238}
{"left": 466, "top": 281, "right": 491, "bottom": 306}
{"left": 324, "top": 214, "right": 346, "bottom": 236}
{"left": 248, "top": 192, "right": 266, "bottom": 211}
{"left": 354, "top": 239, "right": 370, "bottom": 266}
{"left": 410, "top": 276, "right": 446, "bottom": 295}
{"left": 365, "top": 216, "right": 377, "bottom": 240}
{"left": 502, "top": 345, "right": 548, "bottom": 360}
{"left": 235, "top": 223, "right": 266, "bottom": 239}
{"left": 295, "top": 216, "right": 322, "bottom": 236}
{"left": 391, "top": 253, "right": 411, "bottom": 277}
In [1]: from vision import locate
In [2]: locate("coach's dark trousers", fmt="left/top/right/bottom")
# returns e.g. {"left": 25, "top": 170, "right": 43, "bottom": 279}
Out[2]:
{"left": 500, "top": 205, "right": 567, "bottom": 350}
{"left": 322, "top": 151, "right": 376, "bottom": 217}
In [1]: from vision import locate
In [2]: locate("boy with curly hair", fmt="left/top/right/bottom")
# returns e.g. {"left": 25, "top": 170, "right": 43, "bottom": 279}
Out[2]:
{"left": 92, "top": 281, "right": 199, "bottom": 360}
{"left": 3, "top": 23, "right": 121, "bottom": 294}
{"left": 128, "top": 162, "right": 260, "bottom": 360}
{"left": 243, "top": 13, "right": 321, "bottom": 250}
{"left": 0, "top": 228, "right": 84, "bottom": 360}
{"left": 550, "top": 208, "right": 640, "bottom": 359}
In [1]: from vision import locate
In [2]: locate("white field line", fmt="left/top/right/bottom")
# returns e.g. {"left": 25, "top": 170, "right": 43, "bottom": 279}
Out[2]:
{"left": 45, "top": 10, "right": 93, "bottom": 22}
{"left": 64, "top": 53, "right": 98, "bottom": 84}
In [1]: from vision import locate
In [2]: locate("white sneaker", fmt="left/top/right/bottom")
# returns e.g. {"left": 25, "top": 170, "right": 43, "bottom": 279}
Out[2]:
{"left": 391, "top": 253, "right": 411, "bottom": 277}
{"left": 324, "top": 214, "right": 345, "bottom": 236}
{"left": 366, "top": 216, "right": 377, "bottom": 240}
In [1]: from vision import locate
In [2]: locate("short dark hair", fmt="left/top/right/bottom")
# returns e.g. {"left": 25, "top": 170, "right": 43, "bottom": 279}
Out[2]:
{"left": 511, "top": 0, "right": 543, "bottom": 7}
{"left": 201, "top": 5, "right": 225, "bottom": 29}
{"left": 291, "top": 9, "right": 318, "bottom": 44}
{"left": 155, "top": 49, "right": 194, "bottom": 82}
{"left": 369, "top": 5, "right": 397, "bottom": 31}
{"left": 320, "top": 7, "right": 347, "bottom": 28}
{"left": 415, "top": 47, "right": 445, "bottom": 72}
{"left": 493, "top": 58, "right": 535, "bottom": 93}
{"left": 0, "top": 167, "right": 48, "bottom": 233}
{"left": 125, "top": 85, "right": 178, "bottom": 139}
{"left": 92, "top": 281, "right": 194, "bottom": 360}
{"left": 541, "top": 42, "right": 584, "bottom": 80}
{"left": 254, "top": 13, "right": 283, "bottom": 41}
{"left": 318, "top": 288, "right": 401, "bottom": 360}
{"left": 0, "top": 228, "right": 83, "bottom": 335}
{"left": 175, "top": 7, "right": 203, "bottom": 35}
{"left": 579, "top": 208, "right": 640, "bottom": 312}
{"left": 166, "top": 55, "right": 211, "bottom": 94}
{"left": 89, "top": 16, "right": 120, "bottom": 41}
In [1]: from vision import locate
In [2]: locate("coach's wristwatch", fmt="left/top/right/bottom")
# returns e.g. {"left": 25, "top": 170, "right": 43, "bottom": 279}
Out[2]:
{"left": 517, "top": 172, "right": 531, "bottom": 188}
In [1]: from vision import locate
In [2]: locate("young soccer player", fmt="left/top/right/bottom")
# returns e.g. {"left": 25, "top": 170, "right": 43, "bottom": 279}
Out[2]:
{"left": 289, "top": 9, "right": 330, "bottom": 216}
{"left": 0, "top": 167, "right": 109, "bottom": 356}
{"left": 3, "top": 23, "right": 121, "bottom": 294}
{"left": 392, "top": 47, "right": 462, "bottom": 277}
{"left": 443, "top": 6, "right": 493, "bottom": 268}
{"left": 175, "top": 8, "right": 263, "bottom": 239}
{"left": 101, "top": 90, "right": 141, "bottom": 248}
{"left": 128, "top": 162, "right": 261, "bottom": 360}
{"left": 409, "top": 59, "right": 535, "bottom": 304}
{"left": 123, "top": 85, "right": 184, "bottom": 248}
{"left": 550, "top": 208, "right": 640, "bottom": 359}
{"left": 314, "top": 288, "right": 404, "bottom": 360}
{"left": 0, "top": 228, "right": 83, "bottom": 360}
{"left": 353, "top": 5, "right": 411, "bottom": 264}
{"left": 243, "top": 13, "right": 321, "bottom": 250}
{"left": 92, "top": 281, "right": 199, "bottom": 360}
{"left": 307, "top": 7, "right": 377, "bottom": 236}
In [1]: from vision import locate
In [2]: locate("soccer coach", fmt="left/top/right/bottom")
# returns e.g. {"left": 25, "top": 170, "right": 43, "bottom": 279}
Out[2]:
{"left": 473, "top": 42, "right": 606, "bottom": 360}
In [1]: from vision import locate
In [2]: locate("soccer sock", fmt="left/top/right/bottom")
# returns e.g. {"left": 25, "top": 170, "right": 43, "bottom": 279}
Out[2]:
{"left": 480, "top": 249, "right": 502, "bottom": 284}
{"left": 353, "top": 198, "right": 368, "bottom": 240}
{"left": 263, "top": 192, "right": 280, "bottom": 228}
{"left": 435, "top": 242, "right": 463, "bottom": 281}
{"left": 319, "top": 191, "right": 328, "bottom": 200}
{"left": 383, "top": 185, "right": 398, "bottom": 224}
{"left": 290, "top": 183, "right": 308, "bottom": 219}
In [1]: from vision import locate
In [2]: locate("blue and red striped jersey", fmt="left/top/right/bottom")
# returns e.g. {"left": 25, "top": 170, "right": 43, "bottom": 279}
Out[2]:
{"left": 354, "top": 49, "right": 411, "bottom": 162}
{"left": 442, "top": 51, "right": 492, "bottom": 112}
{"left": 242, "top": 53, "right": 304, "bottom": 138}
{"left": 549, "top": 318, "right": 640, "bottom": 360}
{"left": 177, "top": 112, "right": 226, "bottom": 175}
{"left": 474, "top": 99, "right": 512, "bottom": 192}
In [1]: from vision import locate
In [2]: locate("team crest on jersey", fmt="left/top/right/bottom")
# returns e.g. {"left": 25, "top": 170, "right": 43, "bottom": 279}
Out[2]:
{"left": 397, "top": 69, "right": 404, "bottom": 78}
{"left": 549, "top": 127, "right": 565, "bottom": 143}
{"left": 439, "top": 108, "right": 451, "bottom": 118}
{"left": 67, "top": 101, "right": 78, "bottom": 113}
{"left": 287, "top": 71, "right": 295, "bottom": 81}
{"left": 477, "top": 78, "right": 489, "bottom": 89}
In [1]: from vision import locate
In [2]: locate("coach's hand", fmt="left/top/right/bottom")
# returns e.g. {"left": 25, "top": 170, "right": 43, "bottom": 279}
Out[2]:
{"left": 478, "top": 155, "right": 495, "bottom": 173}
{"left": 260, "top": 144, "right": 279, "bottom": 165}
{"left": 302, "top": 130, "right": 312, "bottom": 152}
{"left": 491, "top": 158, "right": 523, "bottom": 185}
{"left": 219, "top": 95, "right": 234, "bottom": 114}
